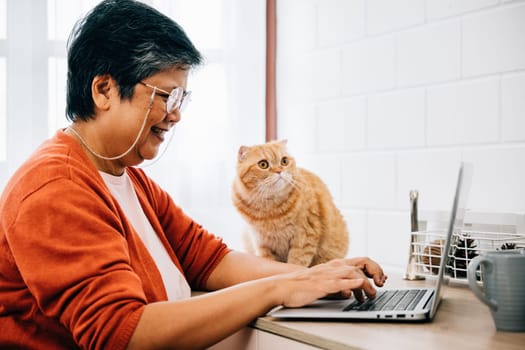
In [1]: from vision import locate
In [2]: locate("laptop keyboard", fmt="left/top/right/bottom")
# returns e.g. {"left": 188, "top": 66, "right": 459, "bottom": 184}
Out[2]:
{"left": 343, "top": 289, "right": 427, "bottom": 312}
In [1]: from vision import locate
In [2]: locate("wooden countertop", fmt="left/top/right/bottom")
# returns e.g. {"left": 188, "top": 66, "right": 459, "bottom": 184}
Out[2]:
{"left": 252, "top": 273, "right": 525, "bottom": 350}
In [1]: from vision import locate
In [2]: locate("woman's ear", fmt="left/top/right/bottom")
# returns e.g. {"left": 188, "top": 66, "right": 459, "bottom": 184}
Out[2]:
{"left": 91, "top": 75, "right": 115, "bottom": 111}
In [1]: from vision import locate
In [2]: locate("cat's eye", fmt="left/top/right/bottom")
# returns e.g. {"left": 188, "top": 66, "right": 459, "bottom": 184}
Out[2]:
{"left": 258, "top": 160, "right": 269, "bottom": 169}
{"left": 281, "top": 157, "right": 289, "bottom": 166}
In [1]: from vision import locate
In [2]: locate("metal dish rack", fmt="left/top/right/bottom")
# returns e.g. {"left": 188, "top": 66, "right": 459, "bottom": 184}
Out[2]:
{"left": 406, "top": 210, "right": 525, "bottom": 284}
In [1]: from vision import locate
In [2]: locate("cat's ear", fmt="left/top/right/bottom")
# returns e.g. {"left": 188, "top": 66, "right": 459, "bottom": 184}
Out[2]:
{"left": 238, "top": 146, "right": 249, "bottom": 162}
{"left": 278, "top": 139, "right": 288, "bottom": 148}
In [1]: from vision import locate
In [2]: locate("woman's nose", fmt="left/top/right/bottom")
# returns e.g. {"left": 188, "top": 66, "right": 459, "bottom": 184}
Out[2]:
{"left": 165, "top": 108, "right": 181, "bottom": 124}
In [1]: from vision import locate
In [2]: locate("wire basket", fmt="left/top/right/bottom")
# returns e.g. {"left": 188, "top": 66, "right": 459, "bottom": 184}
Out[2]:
{"left": 407, "top": 211, "right": 525, "bottom": 283}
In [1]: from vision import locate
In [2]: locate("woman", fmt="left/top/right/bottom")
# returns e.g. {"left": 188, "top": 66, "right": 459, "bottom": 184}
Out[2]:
{"left": 0, "top": 1, "right": 387, "bottom": 349}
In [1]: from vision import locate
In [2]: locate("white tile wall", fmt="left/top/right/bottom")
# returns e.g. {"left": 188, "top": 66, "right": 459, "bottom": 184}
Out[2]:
{"left": 501, "top": 72, "right": 525, "bottom": 142}
{"left": 462, "top": 4, "right": 525, "bottom": 77}
{"left": 462, "top": 146, "right": 525, "bottom": 213}
{"left": 300, "top": 154, "right": 343, "bottom": 203}
{"left": 318, "top": 0, "right": 366, "bottom": 46}
{"left": 313, "top": 49, "right": 342, "bottom": 99}
{"left": 426, "top": 77, "right": 500, "bottom": 145}
{"left": 426, "top": 0, "right": 498, "bottom": 20}
{"left": 317, "top": 97, "right": 367, "bottom": 151}
{"left": 277, "top": 0, "right": 525, "bottom": 270}
{"left": 275, "top": 0, "right": 316, "bottom": 52}
{"left": 367, "top": 88, "right": 425, "bottom": 149}
{"left": 342, "top": 209, "right": 368, "bottom": 258}
{"left": 278, "top": 102, "right": 317, "bottom": 154}
{"left": 341, "top": 152, "right": 397, "bottom": 209}
{"left": 367, "top": 0, "right": 425, "bottom": 35}
{"left": 367, "top": 211, "right": 411, "bottom": 268}
{"left": 397, "top": 20, "right": 461, "bottom": 86}
{"left": 342, "top": 36, "right": 396, "bottom": 94}
{"left": 397, "top": 150, "right": 463, "bottom": 211}
{"left": 277, "top": 53, "right": 316, "bottom": 102}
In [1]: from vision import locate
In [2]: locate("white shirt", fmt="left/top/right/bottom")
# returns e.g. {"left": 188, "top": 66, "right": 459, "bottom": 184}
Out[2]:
{"left": 100, "top": 171, "right": 191, "bottom": 301}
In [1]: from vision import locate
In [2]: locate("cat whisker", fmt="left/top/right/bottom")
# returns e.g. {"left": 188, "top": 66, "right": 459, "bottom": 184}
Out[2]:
{"left": 248, "top": 183, "right": 272, "bottom": 206}
{"left": 247, "top": 188, "right": 264, "bottom": 206}
{"left": 282, "top": 175, "right": 301, "bottom": 190}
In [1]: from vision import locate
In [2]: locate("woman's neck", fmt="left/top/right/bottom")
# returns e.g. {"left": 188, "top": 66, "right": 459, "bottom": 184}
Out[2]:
{"left": 65, "top": 125, "right": 126, "bottom": 176}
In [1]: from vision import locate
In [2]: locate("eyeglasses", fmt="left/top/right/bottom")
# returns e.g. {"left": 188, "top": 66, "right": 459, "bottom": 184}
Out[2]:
{"left": 139, "top": 81, "right": 192, "bottom": 113}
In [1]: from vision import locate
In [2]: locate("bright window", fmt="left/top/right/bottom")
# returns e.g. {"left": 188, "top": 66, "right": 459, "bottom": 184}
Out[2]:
{"left": 0, "top": 58, "right": 5, "bottom": 162}
{"left": 47, "top": 0, "right": 101, "bottom": 40}
{"left": 48, "top": 57, "right": 68, "bottom": 136}
{"left": 0, "top": 0, "right": 6, "bottom": 39}
{"left": 0, "top": 0, "right": 6, "bottom": 162}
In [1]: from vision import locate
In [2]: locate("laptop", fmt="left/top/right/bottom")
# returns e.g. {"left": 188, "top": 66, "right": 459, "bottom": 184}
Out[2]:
{"left": 269, "top": 162, "right": 473, "bottom": 322}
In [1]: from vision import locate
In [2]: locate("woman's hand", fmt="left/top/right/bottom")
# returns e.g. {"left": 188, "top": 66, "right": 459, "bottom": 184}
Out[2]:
{"left": 272, "top": 258, "right": 387, "bottom": 308}
{"left": 339, "top": 257, "right": 388, "bottom": 302}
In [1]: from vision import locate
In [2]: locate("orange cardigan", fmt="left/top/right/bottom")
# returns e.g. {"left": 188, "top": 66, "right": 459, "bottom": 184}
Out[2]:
{"left": 0, "top": 130, "right": 231, "bottom": 349}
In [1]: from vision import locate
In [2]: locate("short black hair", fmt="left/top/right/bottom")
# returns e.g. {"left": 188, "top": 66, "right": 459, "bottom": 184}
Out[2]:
{"left": 65, "top": 0, "right": 202, "bottom": 121}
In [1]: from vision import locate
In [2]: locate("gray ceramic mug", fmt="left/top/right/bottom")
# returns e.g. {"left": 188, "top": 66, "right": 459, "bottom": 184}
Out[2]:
{"left": 467, "top": 249, "right": 525, "bottom": 332}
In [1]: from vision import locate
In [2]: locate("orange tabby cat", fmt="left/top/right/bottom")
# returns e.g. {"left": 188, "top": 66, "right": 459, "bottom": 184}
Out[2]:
{"left": 232, "top": 140, "right": 349, "bottom": 267}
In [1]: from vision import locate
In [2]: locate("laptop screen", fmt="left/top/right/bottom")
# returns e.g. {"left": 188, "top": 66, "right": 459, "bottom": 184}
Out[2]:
{"left": 429, "top": 162, "right": 473, "bottom": 318}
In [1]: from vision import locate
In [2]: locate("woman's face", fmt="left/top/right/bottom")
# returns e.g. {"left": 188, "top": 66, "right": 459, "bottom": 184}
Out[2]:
{"left": 113, "top": 67, "right": 190, "bottom": 167}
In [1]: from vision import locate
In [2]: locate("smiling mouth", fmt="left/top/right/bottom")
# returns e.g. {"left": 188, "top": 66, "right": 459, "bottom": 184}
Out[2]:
{"left": 151, "top": 126, "right": 168, "bottom": 140}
